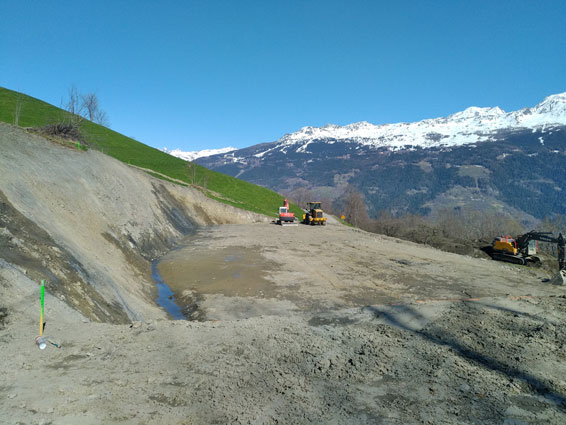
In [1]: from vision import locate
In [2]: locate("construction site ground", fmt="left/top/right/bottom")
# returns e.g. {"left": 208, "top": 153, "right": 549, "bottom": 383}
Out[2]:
{"left": 3, "top": 218, "right": 566, "bottom": 424}
{"left": 2, "top": 124, "right": 566, "bottom": 424}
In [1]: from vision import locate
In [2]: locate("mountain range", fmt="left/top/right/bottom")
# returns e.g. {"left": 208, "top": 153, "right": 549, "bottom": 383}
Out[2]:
{"left": 162, "top": 146, "right": 237, "bottom": 162}
{"left": 168, "top": 93, "right": 566, "bottom": 221}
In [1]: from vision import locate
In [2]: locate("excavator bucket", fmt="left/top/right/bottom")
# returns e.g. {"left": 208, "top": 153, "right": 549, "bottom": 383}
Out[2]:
{"left": 549, "top": 270, "right": 566, "bottom": 286}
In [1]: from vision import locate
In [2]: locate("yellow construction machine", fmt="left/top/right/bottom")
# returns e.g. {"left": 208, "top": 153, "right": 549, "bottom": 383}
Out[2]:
{"left": 302, "top": 202, "right": 327, "bottom": 226}
{"left": 490, "top": 231, "right": 566, "bottom": 285}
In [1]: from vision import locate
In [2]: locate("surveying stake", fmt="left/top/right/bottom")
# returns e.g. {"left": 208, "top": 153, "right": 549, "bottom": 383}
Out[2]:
{"left": 34, "top": 280, "right": 62, "bottom": 350}
{"left": 35, "top": 280, "right": 47, "bottom": 349}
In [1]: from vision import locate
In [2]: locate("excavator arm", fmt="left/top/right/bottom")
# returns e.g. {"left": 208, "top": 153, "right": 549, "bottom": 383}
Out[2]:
{"left": 517, "top": 231, "right": 565, "bottom": 271}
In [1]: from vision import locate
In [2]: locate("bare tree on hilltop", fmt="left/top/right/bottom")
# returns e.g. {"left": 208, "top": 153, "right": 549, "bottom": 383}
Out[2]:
{"left": 81, "top": 92, "right": 99, "bottom": 121}
{"left": 80, "top": 92, "right": 110, "bottom": 126}
{"left": 63, "top": 85, "right": 110, "bottom": 127}
{"left": 93, "top": 108, "right": 110, "bottom": 127}
{"left": 39, "top": 85, "right": 111, "bottom": 140}
{"left": 65, "top": 85, "right": 84, "bottom": 117}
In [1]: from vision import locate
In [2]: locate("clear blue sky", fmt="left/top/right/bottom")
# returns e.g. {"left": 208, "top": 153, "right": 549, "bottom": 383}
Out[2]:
{"left": 1, "top": 1, "right": 565, "bottom": 151}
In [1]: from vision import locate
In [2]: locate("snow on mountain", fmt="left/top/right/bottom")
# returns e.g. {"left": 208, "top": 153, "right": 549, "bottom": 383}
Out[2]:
{"left": 162, "top": 146, "right": 236, "bottom": 161}
{"left": 166, "top": 94, "right": 565, "bottom": 162}
{"left": 261, "top": 93, "right": 566, "bottom": 155}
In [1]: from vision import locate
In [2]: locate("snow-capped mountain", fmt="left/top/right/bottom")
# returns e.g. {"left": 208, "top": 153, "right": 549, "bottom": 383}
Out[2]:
{"left": 165, "top": 93, "right": 565, "bottom": 161}
{"left": 196, "top": 93, "right": 566, "bottom": 220}
{"left": 258, "top": 92, "right": 566, "bottom": 154}
{"left": 162, "top": 146, "right": 236, "bottom": 162}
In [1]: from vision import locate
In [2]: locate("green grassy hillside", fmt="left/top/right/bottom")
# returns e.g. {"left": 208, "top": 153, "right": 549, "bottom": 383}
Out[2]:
{"left": 0, "top": 87, "right": 303, "bottom": 217}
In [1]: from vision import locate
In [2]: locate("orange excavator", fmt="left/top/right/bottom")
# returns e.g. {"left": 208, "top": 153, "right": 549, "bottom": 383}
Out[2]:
{"left": 277, "top": 199, "right": 297, "bottom": 226}
{"left": 490, "top": 231, "right": 565, "bottom": 285}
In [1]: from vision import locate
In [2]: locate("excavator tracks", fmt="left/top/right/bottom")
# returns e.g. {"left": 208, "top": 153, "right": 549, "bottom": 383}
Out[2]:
{"left": 491, "top": 252, "right": 528, "bottom": 265}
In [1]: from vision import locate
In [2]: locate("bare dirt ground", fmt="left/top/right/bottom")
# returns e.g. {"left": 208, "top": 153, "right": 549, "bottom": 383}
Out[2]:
{"left": 3, "top": 218, "right": 566, "bottom": 424}
{"left": 2, "top": 124, "right": 566, "bottom": 424}
{"left": 158, "top": 219, "right": 564, "bottom": 321}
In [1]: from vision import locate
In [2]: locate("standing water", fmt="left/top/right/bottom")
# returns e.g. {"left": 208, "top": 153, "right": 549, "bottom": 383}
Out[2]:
{"left": 151, "top": 260, "right": 186, "bottom": 320}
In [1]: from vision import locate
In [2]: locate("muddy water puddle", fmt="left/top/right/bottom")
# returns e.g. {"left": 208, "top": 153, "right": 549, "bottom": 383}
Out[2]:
{"left": 159, "top": 245, "right": 278, "bottom": 297}
{"left": 156, "top": 245, "right": 286, "bottom": 319}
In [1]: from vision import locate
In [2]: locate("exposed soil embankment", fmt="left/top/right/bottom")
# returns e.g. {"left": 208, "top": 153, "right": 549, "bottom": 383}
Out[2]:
{"left": 0, "top": 123, "right": 268, "bottom": 322}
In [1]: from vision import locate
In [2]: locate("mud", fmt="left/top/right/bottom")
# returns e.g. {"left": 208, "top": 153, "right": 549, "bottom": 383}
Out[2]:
{"left": 159, "top": 245, "right": 278, "bottom": 299}
{"left": 158, "top": 243, "right": 289, "bottom": 320}
{"left": 154, "top": 222, "right": 562, "bottom": 322}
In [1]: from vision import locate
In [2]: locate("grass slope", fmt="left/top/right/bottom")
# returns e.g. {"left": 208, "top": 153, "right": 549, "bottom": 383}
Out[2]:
{"left": 0, "top": 87, "right": 302, "bottom": 217}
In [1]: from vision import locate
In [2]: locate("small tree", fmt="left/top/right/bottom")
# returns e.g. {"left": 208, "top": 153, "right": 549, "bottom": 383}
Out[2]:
{"left": 65, "top": 85, "right": 84, "bottom": 117}
{"left": 13, "top": 93, "right": 24, "bottom": 126}
{"left": 81, "top": 93, "right": 99, "bottom": 121}
{"left": 344, "top": 190, "right": 370, "bottom": 229}
{"left": 202, "top": 174, "right": 210, "bottom": 192}
{"left": 80, "top": 92, "right": 110, "bottom": 126}
{"left": 94, "top": 108, "right": 110, "bottom": 127}
{"left": 60, "top": 84, "right": 85, "bottom": 132}
{"left": 320, "top": 197, "right": 335, "bottom": 215}
{"left": 61, "top": 86, "right": 110, "bottom": 128}
{"left": 187, "top": 162, "right": 197, "bottom": 184}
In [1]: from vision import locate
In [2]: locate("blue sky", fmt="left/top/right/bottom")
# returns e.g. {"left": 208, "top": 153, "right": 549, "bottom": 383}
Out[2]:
{"left": 1, "top": 1, "right": 565, "bottom": 151}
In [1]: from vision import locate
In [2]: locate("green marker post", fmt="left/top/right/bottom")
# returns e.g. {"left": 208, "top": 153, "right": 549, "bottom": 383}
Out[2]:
{"left": 40, "top": 280, "right": 45, "bottom": 336}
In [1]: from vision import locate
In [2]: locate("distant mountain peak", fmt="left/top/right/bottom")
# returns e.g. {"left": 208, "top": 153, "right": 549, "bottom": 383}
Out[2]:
{"left": 531, "top": 92, "right": 566, "bottom": 114}
{"left": 449, "top": 106, "right": 505, "bottom": 120}
{"left": 162, "top": 146, "right": 236, "bottom": 162}
{"left": 539, "top": 92, "right": 566, "bottom": 103}
{"left": 268, "top": 92, "right": 566, "bottom": 152}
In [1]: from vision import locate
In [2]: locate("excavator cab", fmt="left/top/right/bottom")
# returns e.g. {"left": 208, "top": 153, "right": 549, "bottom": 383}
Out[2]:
{"left": 492, "top": 236, "right": 518, "bottom": 255}
{"left": 493, "top": 236, "right": 537, "bottom": 257}
{"left": 277, "top": 198, "right": 297, "bottom": 225}
{"left": 527, "top": 240, "right": 537, "bottom": 256}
